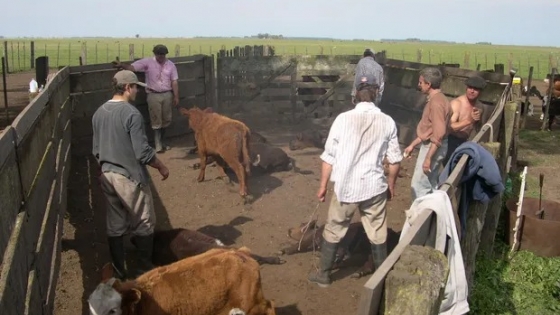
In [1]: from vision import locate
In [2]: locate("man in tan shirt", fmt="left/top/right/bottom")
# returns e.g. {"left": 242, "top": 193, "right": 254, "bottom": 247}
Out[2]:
{"left": 442, "top": 76, "right": 486, "bottom": 166}
{"left": 403, "top": 67, "right": 451, "bottom": 200}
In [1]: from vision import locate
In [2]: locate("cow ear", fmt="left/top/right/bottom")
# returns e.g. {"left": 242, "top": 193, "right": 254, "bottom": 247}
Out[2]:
{"left": 100, "top": 263, "right": 114, "bottom": 282}
{"left": 123, "top": 288, "right": 141, "bottom": 305}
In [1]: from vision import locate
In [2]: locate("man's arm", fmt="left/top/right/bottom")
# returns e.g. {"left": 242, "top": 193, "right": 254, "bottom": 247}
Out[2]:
{"left": 385, "top": 120, "right": 402, "bottom": 195}
{"left": 425, "top": 100, "right": 449, "bottom": 161}
{"left": 127, "top": 111, "right": 156, "bottom": 164}
{"left": 170, "top": 64, "right": 179, "bottom": 105}
{"left": 449, "top": 99, "right": 474, "bottom": 132}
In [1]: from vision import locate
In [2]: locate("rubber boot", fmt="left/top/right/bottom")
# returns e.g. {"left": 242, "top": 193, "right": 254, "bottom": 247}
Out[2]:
{"left": 132, "top": 234, "right": 155, "bottom": 278}
{"left": 107, "top": 236, "right": 128, "bottom": 280}
{"left": 153, "top": 129, "right": 163, "bottom": 153}
{"left": 160, "top": 128, "right": 171, "bottom": 151}
{"left": 371, "top": 242, "right": 388, "bottom": 270}
{"left": 307, "top": 239, "right": 338, "bottom": 288}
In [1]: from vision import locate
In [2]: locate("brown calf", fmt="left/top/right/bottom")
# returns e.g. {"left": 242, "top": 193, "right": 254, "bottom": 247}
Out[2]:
{"left": 88, "top": 247, "right": 277, "bottom": 315}
{"left": 179, "top": 107, "right": 252, "bottom": 198}
{"left": 140, "top": 228, "right": 285, "bottom": 267}
{"left": 278, "top": 220, "right": 375, "bottom": 279}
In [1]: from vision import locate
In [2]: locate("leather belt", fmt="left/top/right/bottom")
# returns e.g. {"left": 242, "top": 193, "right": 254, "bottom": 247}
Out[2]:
{"left": 148, "top": 89, "right": 172, "bottom": 94}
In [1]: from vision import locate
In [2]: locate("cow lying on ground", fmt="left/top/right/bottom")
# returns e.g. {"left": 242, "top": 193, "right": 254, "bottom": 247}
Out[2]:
{"left": 133, "top": 228, "right": 285, "bottom": 267}
{"left": 88, "top": 247, "right": 277, "bottom": 315}
{"left": 278, "top": 220, "right": 375, "bottom": 279}
{"left": 288, "top": 129, "right": 329, "bottom": 151}
{"left": 249, "top": 143, "right": 311, "bottom": 175}
{"left": 179, "top": 107, "right": 252, "bottom": 199}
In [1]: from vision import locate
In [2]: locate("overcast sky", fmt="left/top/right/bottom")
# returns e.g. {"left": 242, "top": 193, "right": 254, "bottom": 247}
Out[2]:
{"left": 3, "top": 0, "right": 558, "bottom": 47}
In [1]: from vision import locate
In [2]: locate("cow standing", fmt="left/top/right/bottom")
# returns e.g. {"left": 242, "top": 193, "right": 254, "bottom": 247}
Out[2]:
{"left": 179, "top": 107, "right": 252, "bottom": 199}
{"left": 88, "top": 247, "right": 277, "bottom": 315}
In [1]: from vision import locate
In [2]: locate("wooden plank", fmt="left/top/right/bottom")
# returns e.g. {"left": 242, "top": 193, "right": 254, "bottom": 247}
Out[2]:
{"left": 298, "top": 70, "right": 352, "bottom": 76}
{"left": 203, "top": 55, "right": 216, "bottom": 107}
{"left": 0, "top": 127, "right": 23, "bottom": 262}
{"left": 24, "top": 270, "right": 42, "bottom": 315}
{"left": 70, "top": 70, "right": 117, "bottom": 93}
{"left": 176, "top": 61, "right": 205, "bottom": 80}
{"left": 177, "top": 79, "right": 206, "bottom": 97}
{"left": 34, "top": 175, "right": 59, "bottom": 301}
{"left": 357, "top": 209, "right": 435, "bottom": 315}
{"left": 380, "top": 84, "right": 426, "bottom": 111}
{"left": 10, "top": 91, "right": 49, "bottom": 143}
{"left": 71, "top": 90, "right": 112, "bottom": 119}
{"left": 15, "top": 97, "right": 59, "bottom": 197}
{"left": 44, "top": 213, "right": 63, "bottom": 315}
{"left": 68, "top": 55, "right": 206, "bottom": 73}
{"left": 0, "top": 212, "right": 29, "bottom": 315}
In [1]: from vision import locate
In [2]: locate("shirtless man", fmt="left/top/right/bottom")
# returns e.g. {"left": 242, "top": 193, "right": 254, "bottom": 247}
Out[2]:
{"left": 442, "top": 75, "right": 486, "bottom": 166}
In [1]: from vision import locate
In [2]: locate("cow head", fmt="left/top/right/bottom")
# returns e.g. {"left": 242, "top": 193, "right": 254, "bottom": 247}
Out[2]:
{"left": 88, "top": 263, "right": 142, "bottom": 315}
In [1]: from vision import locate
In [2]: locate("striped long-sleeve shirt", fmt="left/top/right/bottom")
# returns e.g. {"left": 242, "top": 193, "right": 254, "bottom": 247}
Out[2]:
{"left": 354, "top": 57, "right": 385, "bottom": 98}
{"left": 320, "top": 102, "right": 402, "bottom": 203}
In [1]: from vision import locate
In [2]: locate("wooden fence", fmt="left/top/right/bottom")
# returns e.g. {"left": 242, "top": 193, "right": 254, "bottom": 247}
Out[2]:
{"left": 216, "top": 47, "right": 510, "bottom": 146}
{"left": 0, "top": 67, "right": 71, "bottom": 315}
{"left": 69, "top": 54, "right": 214, "bottom": 156}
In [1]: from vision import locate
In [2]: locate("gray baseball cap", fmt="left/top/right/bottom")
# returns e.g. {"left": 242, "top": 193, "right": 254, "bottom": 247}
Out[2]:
{"left": 113, "top": 70, "right": 146, "bottom": 87}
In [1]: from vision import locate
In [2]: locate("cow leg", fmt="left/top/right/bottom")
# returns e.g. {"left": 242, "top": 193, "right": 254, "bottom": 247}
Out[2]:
{"left": 249, "top": 253, "right": 286, "bottom": 265}
{"left": 214, "top": 156, "right": 232, "bottom": 184}
{"left": 223, "top": 155, "right": 248, "bottom": 198}
{"left": 197, "top": 149, "right": 208, "bottom": 182}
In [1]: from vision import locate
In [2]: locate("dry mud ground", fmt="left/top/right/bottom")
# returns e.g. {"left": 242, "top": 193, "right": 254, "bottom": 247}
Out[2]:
{"left": 53, "top": 115, "right": 416, "bottom": 315}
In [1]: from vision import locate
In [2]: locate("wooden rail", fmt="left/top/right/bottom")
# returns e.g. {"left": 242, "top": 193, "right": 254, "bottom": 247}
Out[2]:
{"left": 0, "top": 67, "right": 72, "bottom": 315}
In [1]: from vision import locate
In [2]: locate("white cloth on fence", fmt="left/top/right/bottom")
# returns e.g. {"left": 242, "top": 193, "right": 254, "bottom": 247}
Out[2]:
{"left": 400, "top": 190, "right": 469, "bottom": 315}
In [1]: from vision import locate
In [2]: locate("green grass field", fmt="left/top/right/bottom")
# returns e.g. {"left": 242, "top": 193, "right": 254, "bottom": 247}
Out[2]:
{"left": 3, "top": 37, "right": 560, "bottom": 79}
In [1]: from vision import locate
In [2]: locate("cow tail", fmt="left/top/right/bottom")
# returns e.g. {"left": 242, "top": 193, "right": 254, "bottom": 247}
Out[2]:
{"left": 242, "top": 130, "right": 251, "bottom": 175}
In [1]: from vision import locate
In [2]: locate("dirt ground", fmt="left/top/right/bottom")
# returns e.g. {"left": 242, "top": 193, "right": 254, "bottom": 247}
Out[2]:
{"left": 53, "top": 115, "right": 415, "bottom": 315}
{"left": 1, "top": 69, "right": 558, "bottom": 315}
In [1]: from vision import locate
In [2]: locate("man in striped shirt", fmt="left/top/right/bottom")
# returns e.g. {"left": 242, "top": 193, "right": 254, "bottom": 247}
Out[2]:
{"left": 352, "top": 48, "right": 385, "bottom": 105}
{"left": 308, "top": 74, "right": 402, "bottom": 288}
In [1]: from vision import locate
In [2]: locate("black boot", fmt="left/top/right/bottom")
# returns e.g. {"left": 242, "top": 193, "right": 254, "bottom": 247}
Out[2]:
{"left": 308, "top": 240, "right": 338, "bottom": 288}
{"left": 160, "top": 128, "right": 171, "bottom": 150}
{"left": 132, "top": 234, "right": 155, "bottom": 278}
{"left": 371, "top": 242, "right": 388, "bottom": 270}
{"left": 107, "top": 236, "right": 128, "bottom": 280}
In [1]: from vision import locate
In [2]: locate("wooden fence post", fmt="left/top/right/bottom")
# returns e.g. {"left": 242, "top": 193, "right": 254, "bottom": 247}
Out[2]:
{"left": 3, "top": 41, "right": 9, "bottom": 73}
{"left": 129, "top": 44, "right": 134, "bottom": 61}
{"left": 479, "top": 102, "right": 517, "bottom": 257}
{"left": 460, "top": 142, "right": 500, "bottom": 292}
{"left": 30, "top": 41, "right": 35, "bottom": 69}
{"left": 520, "top": 66, "right": 533, "bottom": 129}
{"left": 290, "top": 60, "right": 298, "bottom": 120}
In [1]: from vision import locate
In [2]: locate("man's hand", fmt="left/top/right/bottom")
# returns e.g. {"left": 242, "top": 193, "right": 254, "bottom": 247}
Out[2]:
{"left": 471, "top": 108, "right": 481, "bottom": 121}
{"left": 158, "top": 165, "right": 170, "bottom": 180}
{"left": 173, "top": 96, "right": 179, "bottom": 107}
{"left": 422, "top": 157, "right": 431, "bottom": 175}
{"left": 403, "top": 145, "right": 414, "bottom": 158}
{"left": 387, "top": 184, "right": 395, "bottom": 200}
{"left": 111, "top": 60, "right": 122, "bottom": 69}
{"left": 317, "top": 186, "right": 327, "bottom": 202}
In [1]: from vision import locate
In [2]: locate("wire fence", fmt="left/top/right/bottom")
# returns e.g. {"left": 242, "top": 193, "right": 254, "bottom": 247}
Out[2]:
{"left": 2, "top": 40, "right": 560, "bottom": 80}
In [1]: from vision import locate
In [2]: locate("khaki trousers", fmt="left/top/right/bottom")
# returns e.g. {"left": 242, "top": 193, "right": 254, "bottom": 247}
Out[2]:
{"left": 323, "top": 191, "right": 388, "bottom": 245}
{"left": 98, "top": 171, "right": 156, "bottom": 237}
{"left": 147, "top": 91, "right": 173, "bottom": 129}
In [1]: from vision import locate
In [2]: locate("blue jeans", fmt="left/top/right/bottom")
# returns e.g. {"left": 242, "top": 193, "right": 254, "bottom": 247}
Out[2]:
{"left": 410, "top": 138, "right": 448, "bottom": 201}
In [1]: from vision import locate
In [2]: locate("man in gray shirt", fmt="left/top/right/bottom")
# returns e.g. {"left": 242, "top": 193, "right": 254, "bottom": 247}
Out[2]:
{"left": 352, "top": 48, "right": 385, "bottom": 105}
{"left": 92, "top": 70, "right": 170, "bottom": 279}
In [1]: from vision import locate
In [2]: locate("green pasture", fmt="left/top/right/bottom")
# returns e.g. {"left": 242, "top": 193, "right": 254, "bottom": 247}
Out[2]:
{"left": 2, "top": 37, "right": 560, "bottom": 79}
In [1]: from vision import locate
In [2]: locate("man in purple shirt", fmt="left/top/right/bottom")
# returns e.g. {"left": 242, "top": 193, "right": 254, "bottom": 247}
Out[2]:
{"left": 113, "top": 44, "right": 179, "bottom": 153}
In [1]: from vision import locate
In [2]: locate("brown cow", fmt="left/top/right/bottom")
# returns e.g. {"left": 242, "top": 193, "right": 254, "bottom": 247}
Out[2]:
{"left": 278, "top": 220, "right": 375, "bottom": 279}
{"left": 137, "top": 228, "right": 285, "bottom": 267}
{"left": 88, "top": 247, "right": 276, "bottom": 315}
{"left": 179, "top": 107, "right": 252, "bottom": 199}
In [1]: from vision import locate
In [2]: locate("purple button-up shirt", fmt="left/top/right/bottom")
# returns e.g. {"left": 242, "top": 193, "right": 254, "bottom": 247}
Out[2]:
{"left": 131, "top": 57, "right": 179, "bottom": 93}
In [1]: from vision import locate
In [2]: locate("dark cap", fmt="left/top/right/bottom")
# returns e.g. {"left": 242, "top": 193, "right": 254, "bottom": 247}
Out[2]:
{"left": 152, "top": 44, "right": 169, "bottom": 55}
{"left": 466, "top": 76, "right": 487, "bottom": 90}
{"left": 355, "top": 74, "right": 379, "bottom": 90}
